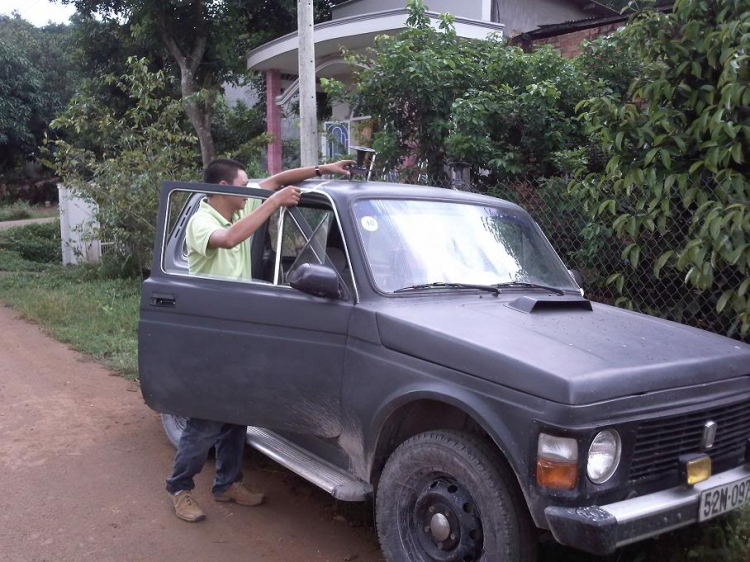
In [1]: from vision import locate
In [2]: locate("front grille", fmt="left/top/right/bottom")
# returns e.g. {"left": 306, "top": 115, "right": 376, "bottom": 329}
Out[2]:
{"left": 630, "top": 399, "right": 750, "bottom": 482}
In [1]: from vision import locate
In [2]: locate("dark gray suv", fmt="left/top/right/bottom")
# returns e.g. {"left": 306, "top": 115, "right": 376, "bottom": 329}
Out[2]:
{"left": 140, "top": 179, "right": 750, "bottom": 562}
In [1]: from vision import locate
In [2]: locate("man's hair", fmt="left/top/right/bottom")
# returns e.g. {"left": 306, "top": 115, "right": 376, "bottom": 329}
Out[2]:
{"left": 203, "top": 158, "right": 246, "bottom": 184}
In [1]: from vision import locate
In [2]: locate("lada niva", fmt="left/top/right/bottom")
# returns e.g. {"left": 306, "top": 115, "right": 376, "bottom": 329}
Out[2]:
{"left": 140, "top": 179, "right": 750, "bottom": 562}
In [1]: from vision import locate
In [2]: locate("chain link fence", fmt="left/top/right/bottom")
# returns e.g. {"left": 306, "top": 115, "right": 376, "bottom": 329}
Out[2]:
{"left": 368, "top": 170, "right": 748, "bottom": 344}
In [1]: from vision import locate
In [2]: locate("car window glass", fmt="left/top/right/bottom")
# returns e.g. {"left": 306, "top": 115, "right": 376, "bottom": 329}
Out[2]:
{"left": 167, "top": 191, "right": 192, "bottom": 237}
{"left": 163, "top": 189, "right": 354, "bottom": 295}
{"left": 289, "top": 212, "right": 332, "bottom": 272}
{"left": 277, "top": 208, "right": 333, "bottom": 285}
{"left": 353, "top": 199, "right": 578, "bottom": 293}
{"left": 163, "top": 189, "right": 274, "bottom": 283}
{"left": 273, "top": 204, "right": 355, "bottom": 297}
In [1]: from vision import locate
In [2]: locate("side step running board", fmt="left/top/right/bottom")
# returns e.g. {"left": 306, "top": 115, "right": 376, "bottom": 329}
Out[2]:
{"left": 246, "top": 427, "right": 372, "bottom": 501}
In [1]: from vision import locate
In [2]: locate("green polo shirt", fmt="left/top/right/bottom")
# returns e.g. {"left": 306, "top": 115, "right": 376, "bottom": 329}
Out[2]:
{"left": 186, "top": 198, "right": 261, "bottom": 280}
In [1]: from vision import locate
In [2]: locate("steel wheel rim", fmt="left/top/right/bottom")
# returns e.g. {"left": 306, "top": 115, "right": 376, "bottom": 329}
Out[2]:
{"left": 398, "top": 473, "right": 484, "bottom": 562}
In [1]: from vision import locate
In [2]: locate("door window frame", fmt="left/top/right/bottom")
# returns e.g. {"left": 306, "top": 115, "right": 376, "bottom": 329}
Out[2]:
{"left": 159, "top": 184, "right": 359, "bottom": 302}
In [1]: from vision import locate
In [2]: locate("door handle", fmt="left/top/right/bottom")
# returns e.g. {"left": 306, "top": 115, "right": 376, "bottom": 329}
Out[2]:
{"left": 150, "top": 292, "right": 176, "bottom": 307}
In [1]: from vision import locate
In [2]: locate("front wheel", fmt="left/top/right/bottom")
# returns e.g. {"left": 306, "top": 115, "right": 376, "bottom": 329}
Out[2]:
{"left": 376, "top": 430, "right": 536, "bottom": 562}
{"left": 160, "top": 413, "right": 188, "bottom": 448}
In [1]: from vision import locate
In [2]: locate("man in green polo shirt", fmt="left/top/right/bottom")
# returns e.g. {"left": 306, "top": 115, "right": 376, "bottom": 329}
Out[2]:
{"left": 167, "top": 157, "right": 353, "bottom": 523}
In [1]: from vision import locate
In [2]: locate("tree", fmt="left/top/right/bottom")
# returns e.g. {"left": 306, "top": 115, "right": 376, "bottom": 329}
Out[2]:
{"left": 65, "top": 13, "right": 176, "bottom": 115}
{"left": 61, "top": 0, "right": 348, "bottom": 168}
{"left": 331, "top": 0, "right": 626, "bottom": 182}
{"left": 47, "top": 57, "right": 199, "bottom": 276}
{"left": 0, "top": 40, "right": 45, "bottom": 174}
{"left": 0, "top": 13, "right": 77, "bottom": 176}
{"left": 571, "top": 0, "right": 750, "bottom": 336}
{"left": 59, "top": 0, "right": 245, "bottom": 167}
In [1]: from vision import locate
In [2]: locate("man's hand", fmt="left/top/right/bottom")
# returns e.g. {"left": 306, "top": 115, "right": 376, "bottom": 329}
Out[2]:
{"left": 270, "top": 185, "right": 301, "bottom": 208}
{"left": 208, "top": 186, "right": 299, "bottom": 250}
{"left": 259, "top": 160, "right": 356, "bottom": 191}
{"left": 322, "top": 160, "right": 355, "bottom": 177}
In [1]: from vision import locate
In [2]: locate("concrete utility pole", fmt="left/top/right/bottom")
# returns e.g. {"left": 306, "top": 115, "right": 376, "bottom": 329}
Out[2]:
{"left": 298, "top": 0, "right": 318, "bottom": 167}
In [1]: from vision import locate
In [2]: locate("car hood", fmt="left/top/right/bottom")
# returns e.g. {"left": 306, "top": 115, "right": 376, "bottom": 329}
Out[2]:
{"left": 374, "top": 296, "right": 750, "bottom": 405}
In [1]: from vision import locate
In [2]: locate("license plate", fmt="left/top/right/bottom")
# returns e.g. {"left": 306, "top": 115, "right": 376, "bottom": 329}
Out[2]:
{"left": 699, "top": 475, "right": 750, "bottom": 522}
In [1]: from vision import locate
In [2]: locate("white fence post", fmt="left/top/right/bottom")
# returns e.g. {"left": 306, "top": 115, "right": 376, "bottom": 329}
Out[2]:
{"left": 57, "top": 184, "right": 102, "bottom": 265}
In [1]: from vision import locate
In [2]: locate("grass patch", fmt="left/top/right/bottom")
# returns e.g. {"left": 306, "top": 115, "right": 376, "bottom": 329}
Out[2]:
{"left": 0, "top": 266, "right": 140, "bottom": 380}
{"left": 0, "top": 201, "right": 33, "bottom": 221}
{"left": 0, "top": 220, "right": 61, "bottom": 264}
{"left": 0, "top": 202, "right": 59, "bottom": 222}
{"left": 28, "top": 205, "right": 59, "bottom": 219}
{"left": 0, "top": 249, "right": 49, "bottom": 272}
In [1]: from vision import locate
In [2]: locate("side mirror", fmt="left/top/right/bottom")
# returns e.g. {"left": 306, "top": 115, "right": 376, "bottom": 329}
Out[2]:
{"left": 568, "top": 269, "right": 583, "bottom": 287}
{"left": 288, "top": 263, "right": 341, "bottom": 299}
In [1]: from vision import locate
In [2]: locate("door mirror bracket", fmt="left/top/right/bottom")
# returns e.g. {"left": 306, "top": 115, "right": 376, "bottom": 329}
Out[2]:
{"left": 568, "top": 269, "right": 583, "bottom": 287}
{"left": 288, "top": 263, "right": 342, "bottom": 299}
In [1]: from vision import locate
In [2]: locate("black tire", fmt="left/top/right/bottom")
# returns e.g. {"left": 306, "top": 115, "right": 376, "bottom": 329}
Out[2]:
{"left": 160, "top": 413, "right": 188, "bottom": 449}
{"left": 376, "top": 430, "right": 537, "bottom": 562}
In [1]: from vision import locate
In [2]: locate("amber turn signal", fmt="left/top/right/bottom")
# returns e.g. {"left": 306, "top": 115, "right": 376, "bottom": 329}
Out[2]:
{"left": 679, "top": 453, "right": 712, "bottom": 486}
{"left": 536, "top": 458, "right": 579, "bottom": 490}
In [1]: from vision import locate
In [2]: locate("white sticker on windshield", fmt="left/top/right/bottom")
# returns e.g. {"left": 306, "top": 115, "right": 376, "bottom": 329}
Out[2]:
{"left": 361, "top": 216, "right": 379, "bottom": 232}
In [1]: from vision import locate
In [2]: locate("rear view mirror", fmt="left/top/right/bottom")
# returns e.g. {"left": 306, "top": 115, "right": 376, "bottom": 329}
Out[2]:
{"left": 288, "top": 263, "right": 341, "bottom": 299}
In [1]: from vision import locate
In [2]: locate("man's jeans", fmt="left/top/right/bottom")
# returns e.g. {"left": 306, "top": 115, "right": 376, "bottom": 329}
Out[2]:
{"left": 166, "top": 418, "right": 247, "bottom": 496}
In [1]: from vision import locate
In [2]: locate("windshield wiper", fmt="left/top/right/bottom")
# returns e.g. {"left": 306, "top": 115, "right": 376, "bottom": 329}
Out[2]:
{"left": 394, "top": 282, "right": 500, "bottom": 295}
{"left": 493, "top": 281, "right": 566, "bottom": 296}
{"left": 394, "top": 281, "right": 570, "bottom": 296}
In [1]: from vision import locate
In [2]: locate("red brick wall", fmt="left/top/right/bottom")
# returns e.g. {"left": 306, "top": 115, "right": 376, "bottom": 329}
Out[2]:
{"left": 516, "top": 22, "right": 624, "bottom": 58}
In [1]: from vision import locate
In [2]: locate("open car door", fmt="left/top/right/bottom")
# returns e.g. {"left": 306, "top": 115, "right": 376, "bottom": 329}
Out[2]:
{"left": 139, "top": 181, "right": 355, "bottom": 439}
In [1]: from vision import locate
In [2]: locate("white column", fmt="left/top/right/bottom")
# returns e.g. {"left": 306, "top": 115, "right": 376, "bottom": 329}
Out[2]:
{"left": 481, "top": 0, "right": 492, "bottom": 21}
{"left": 298, "top": 0, "right": 318, "bottom": 167}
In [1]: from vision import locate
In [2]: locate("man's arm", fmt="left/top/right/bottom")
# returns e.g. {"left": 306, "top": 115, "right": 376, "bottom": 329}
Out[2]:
{"left": 258, "top": 160, "right": 354, "bottom": 191}
{"left": 208, "top": 186, "right": 300, "bottom": 250}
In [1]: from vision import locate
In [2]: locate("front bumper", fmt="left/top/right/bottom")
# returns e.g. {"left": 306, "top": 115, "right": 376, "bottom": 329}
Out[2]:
{"left": 545, "top": 466, "right": 750, "bottom": 555}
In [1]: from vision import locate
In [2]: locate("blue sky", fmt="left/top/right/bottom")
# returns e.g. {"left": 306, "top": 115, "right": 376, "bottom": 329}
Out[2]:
{"left": 1, "top": 0, "right": 77, "bottom": 26}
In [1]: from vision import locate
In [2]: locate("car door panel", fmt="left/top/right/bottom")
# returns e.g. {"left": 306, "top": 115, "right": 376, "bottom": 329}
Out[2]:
{"left": 139, "top": 182, "right": 351, "bottom": 438}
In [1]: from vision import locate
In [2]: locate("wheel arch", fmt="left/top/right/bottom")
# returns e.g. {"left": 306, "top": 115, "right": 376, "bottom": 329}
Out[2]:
{"left": 366, "top": 390, "right": 530, "bottom": 501}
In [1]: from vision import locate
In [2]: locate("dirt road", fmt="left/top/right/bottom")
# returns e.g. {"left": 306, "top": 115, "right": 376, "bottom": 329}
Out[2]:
{"left": 0, "top": 304, "right": 383, "bottom": 562}
{"left": 0, "top": 217, "right": 56, "bottom": 231}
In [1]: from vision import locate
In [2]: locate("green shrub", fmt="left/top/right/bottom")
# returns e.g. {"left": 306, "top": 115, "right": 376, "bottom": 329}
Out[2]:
{"left": 0, "top": 181, "right": 59, "bottom": 205}
{"left": 570, "top": 0, "right": 750, "bottom": 337}
{"left": 669, "top": 506, "right": 750, "bottom": 561}
{"left": 326, "top": 0, "right": 638, "bottom": 183}
{"left": 0, "top": 248, "right": 46, "bottom": 271}
{"left": 213, "top": 97, "right": 270, "bottom": 175}
{"left": 0, "top": 220, "right": 60, "bottom": 263}
{"left": 0, "top": 201, "right": 32, "bottom": 221}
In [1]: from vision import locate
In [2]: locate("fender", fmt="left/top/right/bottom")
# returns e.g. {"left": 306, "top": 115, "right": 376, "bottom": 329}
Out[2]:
{"left": 364, "top": 381, "right": 536, "bottom": 501}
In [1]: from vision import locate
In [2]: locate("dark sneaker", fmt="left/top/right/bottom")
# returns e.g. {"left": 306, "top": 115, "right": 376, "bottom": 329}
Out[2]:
{"left": 170, "top": 490, "right": 205, "bottom": 522}
{"left": 213, "top": 481, "right": 264, "bottom": 506}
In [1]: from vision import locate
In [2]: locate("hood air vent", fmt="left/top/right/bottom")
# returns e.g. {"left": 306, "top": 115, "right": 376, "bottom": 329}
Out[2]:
{"left": 506, "top": 296, "right": 593, "bottom": 314}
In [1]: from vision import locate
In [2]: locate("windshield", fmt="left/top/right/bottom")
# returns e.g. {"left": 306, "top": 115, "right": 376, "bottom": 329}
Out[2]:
{"left": 353, "top": 199, "right": 579, "bottom": 294}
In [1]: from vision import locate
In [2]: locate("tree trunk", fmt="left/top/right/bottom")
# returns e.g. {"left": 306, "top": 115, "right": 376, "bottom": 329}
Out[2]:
{"left": 158, "top": 13, "right": 214, "bottom": 168}
{"left": 180, "top": 73, "right": 215, "bottom": 168}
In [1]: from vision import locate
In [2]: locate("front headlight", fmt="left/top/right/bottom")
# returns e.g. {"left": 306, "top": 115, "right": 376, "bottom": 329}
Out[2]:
{"left": 587, "top": 430, "right": 621, "bottom": 484}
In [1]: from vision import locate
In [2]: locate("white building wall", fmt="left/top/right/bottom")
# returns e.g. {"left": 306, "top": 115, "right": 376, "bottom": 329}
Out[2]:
{"left": 494, "top": 0, "right": 588, "bottom": 36}
{"left": 333, "top": 0, "right": 486, "bottom": 21}
{"left": 223, "top": 82, "right": 261, "bottom": 107}
{"left": 332, "top": 0, "right": 592, "bottom": 34}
